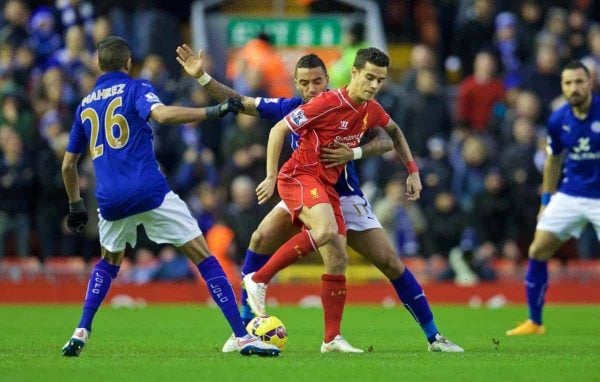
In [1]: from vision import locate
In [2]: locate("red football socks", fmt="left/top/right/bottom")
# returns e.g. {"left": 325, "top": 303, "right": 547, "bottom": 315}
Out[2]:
{"left": 321, "top": 273, "right": 347, "bottom": 342}
{"left": 252, "top": 230, "right": 317, "bottom": 284}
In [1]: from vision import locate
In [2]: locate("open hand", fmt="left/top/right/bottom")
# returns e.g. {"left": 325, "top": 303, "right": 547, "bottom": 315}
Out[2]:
{"left": 176, "top": 44, "right": 206, "bottom": 79}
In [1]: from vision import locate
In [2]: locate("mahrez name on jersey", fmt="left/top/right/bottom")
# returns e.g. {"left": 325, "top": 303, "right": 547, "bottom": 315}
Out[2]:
{"left": 82, "top": 84, "right": 126, "bottom": 106}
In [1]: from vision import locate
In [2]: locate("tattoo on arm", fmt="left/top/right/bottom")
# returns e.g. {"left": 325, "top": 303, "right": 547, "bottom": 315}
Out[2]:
{"left": 203, "top": 80, "right": 258, "bottom": 116}
{"left": 384, "top": 120, "right": 414, "bottom": 163}
{"left": 360, "top": 126, "right": 393, "bottom": 157}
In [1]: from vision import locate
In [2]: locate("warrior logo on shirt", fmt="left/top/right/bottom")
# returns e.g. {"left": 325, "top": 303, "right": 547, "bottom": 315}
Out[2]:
{"left": 290, "top": 109, "right": 308, "bottom": 126}
{"left": 362, "top": 113, "right": 369, "bottom": 131}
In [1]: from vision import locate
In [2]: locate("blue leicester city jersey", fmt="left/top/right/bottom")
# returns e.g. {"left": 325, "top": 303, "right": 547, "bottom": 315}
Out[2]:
{"left": 66, "top": 71, "right": 170, "bottom": 220}
{"left": 547, "top": 94, "right": 600, "bottom": 198}
{"left": 256, "top": 96, "right": 363, "bottom": 196}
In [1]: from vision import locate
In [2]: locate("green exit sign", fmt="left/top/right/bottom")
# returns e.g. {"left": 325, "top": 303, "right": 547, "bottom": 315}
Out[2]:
{"left": 228, "top": 17, "right": 342, "bottom": 47}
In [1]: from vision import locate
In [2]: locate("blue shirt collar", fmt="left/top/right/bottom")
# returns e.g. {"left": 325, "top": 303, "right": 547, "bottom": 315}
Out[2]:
{"left": 96, "top": 71, "right": 130, "bottom": 86}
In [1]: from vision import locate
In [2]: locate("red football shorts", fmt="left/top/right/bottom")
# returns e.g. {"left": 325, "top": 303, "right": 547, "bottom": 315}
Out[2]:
{"left": 277, "top": 173, "right": 346, "bottom": 235}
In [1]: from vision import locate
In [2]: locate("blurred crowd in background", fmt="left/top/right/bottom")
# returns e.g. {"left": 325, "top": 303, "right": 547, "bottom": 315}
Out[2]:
{"left": 1, "top": 0, "right": 600, "bottom": 284}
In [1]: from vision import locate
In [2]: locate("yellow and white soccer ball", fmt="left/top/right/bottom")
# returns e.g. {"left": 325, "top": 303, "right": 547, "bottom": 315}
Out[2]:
{"left": 246, "top": 315, "right": 288, "bottom": 350}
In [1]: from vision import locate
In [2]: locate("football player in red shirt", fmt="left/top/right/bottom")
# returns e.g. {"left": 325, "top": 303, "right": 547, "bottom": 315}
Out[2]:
{"left": 244, "top": 47, "right": 421, "bottom": 351}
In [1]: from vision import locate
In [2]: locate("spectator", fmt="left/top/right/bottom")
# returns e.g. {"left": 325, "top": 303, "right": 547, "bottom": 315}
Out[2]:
{"left": 34, "top": 132, "right": 69, "bottom": 261}
{"left": 0, "top": 127, "right": 33, "bottom": 258}
{"left": 423, "top": 191, "right": 469, "bottom": 280}
{"left": 226, "top": 32, "right": 294, "bottom": 98}
{"left": 457, "top": 50, "right": 505, "bottom": 133}
{"left": 330, "top": 22, "right": 367, "bottom": 88}
{"left": 452, "top": 135, "right": 492, "bottom": 213}
{"left": 153, "top": 246, "right": 195, "bottom": 281}
{"left": 520, "top": 44, "right": 562, "bottom": 121}
{"left": 418, "top": 137, "right": 454, "bottom": 207}
{"left": 0, "top": 0, "right": 30, "bottom": 48}
{"left": 48, "top": 25, "right": 93, "bottom": 84}
{"left": 222, "top": 176, "right": 267, "bottom": 264}
{"left": 129, "top": 247, "right": 159, "bottom": 284}
{"left": 451, "top": 0, "right": 495, "bottom": 77}
{"left": 0, "top": 90, "right": 33, "bottom": 142}
{"left": 188, "top": 182, "right": 224, "bottom": 234}
{"left": 221, "top": 113, "right": 267, "bottom": 185}
{"left": 472, "top": 169, "right": 521, "bottom": 261}
{"left": 373, "top": 178, "right": 425, "bottom": 257}
{"left": 401, "top": 43, "right": 440, "bottom": 93}
{"left": 400, "top": 68, "right": 452, "bottom": 158}
{"left": 492, "top": 11, "right": 527, "bottom": 87}
{"left": 28, "top": 6, "right": 62, "bottom": 69}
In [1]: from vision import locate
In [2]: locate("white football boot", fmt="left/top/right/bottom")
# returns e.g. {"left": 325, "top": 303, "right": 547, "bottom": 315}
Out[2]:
{"left": 320, "top": 335, "right": 364, "bottom": 353}
{"left": 243, "top": 273, "right": 267, "bottom": 316}
{"left": 222, "top": 333, "right": 238, "bottom": 353}
{"left": 61, "top": 328, "right": 90, "bottom": 357}
{"left": 236, "top": 335, "right": 280, "bottom": 357}
{"left": 428, "top": 334, "right": 464, "bottom": 353}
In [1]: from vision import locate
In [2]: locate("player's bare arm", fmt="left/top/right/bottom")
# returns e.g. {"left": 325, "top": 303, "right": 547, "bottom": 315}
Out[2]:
{"left": 256, "top": 120, "right": 290, "bottom": 205}
{"left": 61, "top": 152, "right": 82, "bottom": 203}
{"left": 539, "top": 153, "right": 563, "bottom": 214}
{"left": 176, "top": 44, "right": 258, "bottom": 116}
{"left": 383, "top": 120, "right": 422, "bottom": 201}
{"left": 320, "top": 126, "right": 393, "bottom": 168}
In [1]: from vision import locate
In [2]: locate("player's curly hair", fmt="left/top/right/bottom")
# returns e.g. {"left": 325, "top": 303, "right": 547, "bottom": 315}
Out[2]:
{"left": 294, "top": 54, "right": 327, "bottom": 78}
{"left": 97, "top": 36, "right": 131, "bottom": 72}
{"left": 353, "top": 47, "right": 389, "bottom": 69}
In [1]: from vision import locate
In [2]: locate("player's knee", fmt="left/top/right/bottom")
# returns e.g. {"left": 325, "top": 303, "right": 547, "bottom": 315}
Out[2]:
{"left": 311, "top": 225, "right": 337, "bottom": 247}
{"left": 384, "top": 256, "right": 405, "bottom": 280}
{"left": 249, "top": 229, "right": 267, "bottom": 252}
{"left": 528, "top": 241, "right": 552, "bottom": 261}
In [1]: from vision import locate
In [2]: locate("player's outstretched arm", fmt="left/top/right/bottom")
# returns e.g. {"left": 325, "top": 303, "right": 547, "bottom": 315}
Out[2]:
{"left": 383, "top": 120, "right": 422, "bottom": 201}
{"left": 150, "top": 99, "right": 243, "bottom": 125}
{"left": 175, "top": 44, "right": 259, "bottom": 116}
{"left": 320, "top": 126, "right": 393, "bottom": 167}
{"left": 256, "top": 120, "right": 290, "bottom": 205}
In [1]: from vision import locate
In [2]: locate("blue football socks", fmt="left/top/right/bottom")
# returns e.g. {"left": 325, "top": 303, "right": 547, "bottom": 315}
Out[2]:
{"left": 198, "top": 256, "right": 246, "bottom": 338}
{"left": 392, "top": 268, "right": 439, "bottom": 343}
{"left": 525, "top": 258, "right": 548, "bottom": 325}
{"left": 78, "top": 259, "right": 120, "bottom": 331}
{"left": 240, "top": 249, "right": 270, "bottom": 325}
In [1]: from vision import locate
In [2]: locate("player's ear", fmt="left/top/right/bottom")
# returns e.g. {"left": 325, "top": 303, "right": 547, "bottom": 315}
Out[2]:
{"left": 125, "top": 58, "right": 132, "bottom": 72}
{"left": 351, "top": 67, "right": 358, "bottom": 80}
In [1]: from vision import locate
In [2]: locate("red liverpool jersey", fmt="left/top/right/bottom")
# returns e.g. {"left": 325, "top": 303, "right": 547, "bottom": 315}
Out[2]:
{"left": 282, "top": 87, "right": 390, "bottom": 185}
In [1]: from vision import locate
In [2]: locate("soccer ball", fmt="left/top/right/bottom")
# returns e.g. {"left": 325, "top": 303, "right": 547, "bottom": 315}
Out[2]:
{"left": 246, "top": 315, "right": 288, "bottom": 349}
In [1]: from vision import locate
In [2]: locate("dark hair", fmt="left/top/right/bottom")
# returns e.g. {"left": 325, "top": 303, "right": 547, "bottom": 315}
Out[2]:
{"left": 97, "top": 36, "right": 131, "bottom": 72}
{"left": 353, "top": 47, "right": 389, "bottom": 69}
{"left": 294, "top": 53, "right": 328, "bottom": 77}
{"left": 562, "top": 60, "right": 590, "bottom": 77}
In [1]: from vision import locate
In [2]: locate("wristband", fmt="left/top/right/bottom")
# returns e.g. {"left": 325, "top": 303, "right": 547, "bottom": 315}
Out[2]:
{"left": 197, "top": 72, "right": 212, "bottom": 86}
{"left": 352, "top": 147, "right": 363, "bottom": 160}
{"left": 540, "top": 192, "right": 551, "bottom": 206}
{"left": 69, "top": 199, "right": 86, "bottom": 213}
{"left": 405, "top": 160, "right": 419, "bottom": 174}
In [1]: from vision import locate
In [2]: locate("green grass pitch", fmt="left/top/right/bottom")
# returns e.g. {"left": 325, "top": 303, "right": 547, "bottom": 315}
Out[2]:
{"left": 1, "top": 304, "right": 598, "bottom": 382}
